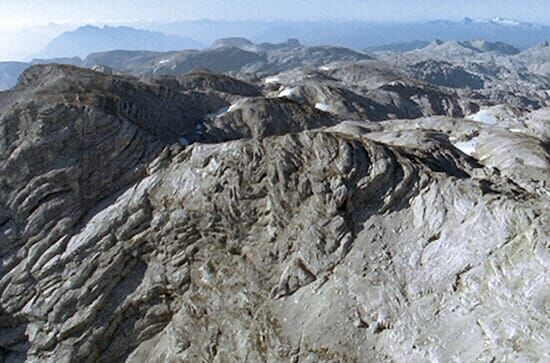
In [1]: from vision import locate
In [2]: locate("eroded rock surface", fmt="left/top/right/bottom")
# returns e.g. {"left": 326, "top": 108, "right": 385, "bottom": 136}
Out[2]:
{"left": 0, "top": 59, "right": 548, "bottom": 363}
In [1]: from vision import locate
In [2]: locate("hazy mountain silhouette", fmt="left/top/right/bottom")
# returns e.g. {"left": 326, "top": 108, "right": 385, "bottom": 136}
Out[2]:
{"left": 149, "top": 18, "right": 550, "bottom": 50}
{"left": 36, "top": 25, "right": 204, "bottom": 58}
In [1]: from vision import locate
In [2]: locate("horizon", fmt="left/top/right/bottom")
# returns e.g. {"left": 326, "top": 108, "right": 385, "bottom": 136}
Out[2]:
{"left": 2, "top": 15, "right": 550, "bottom": 32}
{"left": 1, "top": 14, "right": 550, "bottom": 62}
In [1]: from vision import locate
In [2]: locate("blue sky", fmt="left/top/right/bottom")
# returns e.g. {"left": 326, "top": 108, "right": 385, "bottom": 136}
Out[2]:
{"left": 1, "top": 0, "right": 549, "bottom": 27}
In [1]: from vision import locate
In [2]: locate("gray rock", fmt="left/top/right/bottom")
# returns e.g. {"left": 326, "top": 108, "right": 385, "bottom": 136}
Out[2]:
{"left": 0, "top": 52, "right": 548, "bottom": 363}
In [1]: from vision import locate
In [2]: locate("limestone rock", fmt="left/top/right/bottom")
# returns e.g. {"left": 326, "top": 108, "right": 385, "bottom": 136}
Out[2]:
{"left": 0, "top": 57, "right": 548, "bottom": 363}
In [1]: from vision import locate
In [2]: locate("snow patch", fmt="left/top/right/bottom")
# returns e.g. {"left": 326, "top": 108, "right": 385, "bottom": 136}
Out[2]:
{"left": 315, "top": 103, "right": 330, "bottom": 112}
{"left": 158, "top": 59, "right": 170, "bottom": 65}
{"left": 228, "top": 100, "right": 245, "bottom": 113}
{"left": 453, "top": 139, "right": 477, "bottom": 156}
{"left": 264, "top": 76, "right": 281, "bottom": 84}
{"left": 466, "top": 109, "right": 497, "bottom": 125}
{"left": 207, "top": 106, "right": 230, "bottom": 119}
{"left": 279, "top": 87, "right": 296, "bottom": 98}
{"left": 491, "top": 17, "right": 521, "bottom": 26}
{"left": 207, "top": 99, "right": 247, "bottom": 117}
{"left": 387, "top": 80, "right": 403, "bottom": 87}
{"left": 178, "top": 137, "right": 190, "bottom": 145}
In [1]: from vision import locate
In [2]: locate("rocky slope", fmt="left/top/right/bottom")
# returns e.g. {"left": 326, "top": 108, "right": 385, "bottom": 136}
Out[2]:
{"left": 82, "top": 40, "right": 371, "bottom": 79}
{"left": 0, "top": 41, "right": 548, "bottom": 363}
{"left": 376, "top": 40, "right": 550, "bottom": 109}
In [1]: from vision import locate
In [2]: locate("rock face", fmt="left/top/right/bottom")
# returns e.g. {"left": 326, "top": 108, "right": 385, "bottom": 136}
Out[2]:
{"left": 407, "top": 60, "right": 485, "bottom": 89}
{"left": 261, "top": 65, "right": 477, "bottom": 121}
{"left": 0, "top": 43, "right": 549, "bottom": 363}
{"left": 377, "top": 40, "right": 550, "bottom": 110}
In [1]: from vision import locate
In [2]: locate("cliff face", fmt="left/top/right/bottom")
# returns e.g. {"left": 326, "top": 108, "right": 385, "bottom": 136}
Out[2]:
{"left": 0, "top": 63, "right": 548, "bottom": 362}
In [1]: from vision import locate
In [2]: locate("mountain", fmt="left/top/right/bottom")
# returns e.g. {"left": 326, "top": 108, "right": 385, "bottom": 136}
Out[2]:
{"left": 376, "top": 39, "right": 550, "bottom": 104}
{"left": 366, "top": 40, "right": 431, "bottom": 53}
{"left": 148, "top": 19, "right": 550, "bottom": 50}
{"left": 407, "top": 39, "right": 521, "bottom": 58}
{"left": 83, "top": 38, "right": 371, "bottom": 77}
{"left": 0, "top": 23, "right": 70, "bottom": 62}
{"left": 37, "top": 25, "right": 204, "bottom": 59}
{"left": 0, "top": 34, "right": 549, "bottom": 362}
{"left": 211, "top": 37, "right": 255, "bottom": 49}
{"left": 465, "top": 39, "right": 521, "bottom": 54}
{"left": 515, "top": 41, "right": 550, "bottom": 74}
{"left": 1, "top": 61, "right": 547, "bottom": 362}
{"left": 83, "top": 47, "right": 267, "bottom": 76}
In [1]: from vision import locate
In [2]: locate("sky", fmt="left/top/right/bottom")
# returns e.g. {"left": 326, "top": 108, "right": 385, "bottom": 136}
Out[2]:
{"left": 1, "top": 0, "right": 550, "bottom": 28}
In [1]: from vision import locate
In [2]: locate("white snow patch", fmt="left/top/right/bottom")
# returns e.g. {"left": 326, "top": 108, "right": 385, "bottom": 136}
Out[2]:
{"left": 453, "top": 139, "right": 477, "bottom": 156}
{"left": 315, "top": 103, "right": 330, "bottom": 112}
{"left": 466, "top": 109, "right": 497, "bottom": 125}
{"left": 227, "top": 103, "right": 239, "bottom": 113}
{"left": 264, "top": 76, "right": 281, "bottom": 84}
{"left": 207, "top": 106, "right": 230, "bottom": 119}
{"left": 491, "top": 17, "right": 520, "bottom": 26}
{"left": 278, "top": 87, "right": 296, "bottom": 98}
{"left": 207, "top": 99, "right": 247, "bottom": 117}
{"left": 509, "top": 128, "right": 523, "bottom": 133}
{"left": 387, "top": 80, "right": 403, "bottom": 87}
{"left": 319, "top": 65, "right": 332, "bottom": 71}
{"left": 158, "top": 59, "right": 170, "bottom": 65}
{"left": 206, "top": 158, "right": 220, "bottom": 172}
{"left": 178, "top": 137, "right": 190, "bottom": 145}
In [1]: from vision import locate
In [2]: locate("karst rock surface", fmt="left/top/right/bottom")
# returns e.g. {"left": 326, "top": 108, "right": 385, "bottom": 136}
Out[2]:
{"left": 0, "top": 57, "right": 548, "bottom": 363}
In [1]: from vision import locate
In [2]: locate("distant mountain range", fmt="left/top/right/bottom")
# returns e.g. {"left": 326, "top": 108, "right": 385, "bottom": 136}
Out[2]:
{"left": 366, "top": 38, "right": 522, "bottom": 55}
{"left": 2, "top": 18, "right": 549, "bottom": 62}
{"left": 36, "top": 25, "right": 204, "bottom": 59}
{"left": 404, "top": 39, "right": 521, "bottom": 57}
{"left": 1, "top": 17, "right": 549, "bottom": 91}
{"left": 2, "top": 37, "right": 548, "bottom": 93}
{"left": 148, "top": 18, "right": 550, "bottom": 50}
